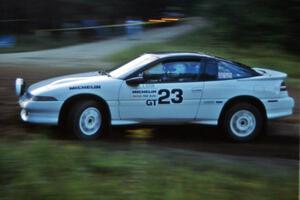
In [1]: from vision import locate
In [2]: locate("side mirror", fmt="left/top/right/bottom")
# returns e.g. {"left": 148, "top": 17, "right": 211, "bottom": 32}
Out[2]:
{"left": 126, "top": 77, "right": 145, "bottom": 86}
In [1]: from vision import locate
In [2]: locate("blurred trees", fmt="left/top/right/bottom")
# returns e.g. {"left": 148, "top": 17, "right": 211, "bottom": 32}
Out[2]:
{"left": 192, "top": 0, "right": 300, "bottom": 53}
{"left": 0, "top": 0, "right": 299, "bottom": 53}
{"left": 0, "top": 0, "right": 171, "bottom": 32}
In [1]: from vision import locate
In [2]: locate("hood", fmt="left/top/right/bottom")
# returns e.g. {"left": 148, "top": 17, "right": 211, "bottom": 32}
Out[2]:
{"left": 28, "top": 71, "right": 110, "bottom": 93}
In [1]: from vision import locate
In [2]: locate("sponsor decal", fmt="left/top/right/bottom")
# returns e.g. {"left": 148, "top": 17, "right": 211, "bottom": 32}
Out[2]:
{"left": 132, "top": 89, "right": 157, "bottom": 98}
{"left": 69, "top": 85, "right": 101, "bottom": 90}
{"left": 131, "top": 89, "right": 184, "bottom": 106}
{"left": 132, "top": 90, "right": 156, "bottom": 94}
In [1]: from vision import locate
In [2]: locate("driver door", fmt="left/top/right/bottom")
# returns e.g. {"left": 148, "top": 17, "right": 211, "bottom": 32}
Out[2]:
{"left": 118, "top": 59, "right": 205, "bottom": 121}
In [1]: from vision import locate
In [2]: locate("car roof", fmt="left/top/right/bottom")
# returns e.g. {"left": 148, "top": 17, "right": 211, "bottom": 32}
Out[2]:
{"left": 144, "top": 52, "right": 215, "bottom": 59}
{"left": 142, "top": 52, "right": 256, "bottom": 72}
{"left": 144, "top": 52, "right": 252, "bottom": 67}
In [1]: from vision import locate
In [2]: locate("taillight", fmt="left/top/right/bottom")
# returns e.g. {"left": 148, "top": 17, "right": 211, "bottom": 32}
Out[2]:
{"left": 280, "top": 81, "right": 287, "bottom": 91}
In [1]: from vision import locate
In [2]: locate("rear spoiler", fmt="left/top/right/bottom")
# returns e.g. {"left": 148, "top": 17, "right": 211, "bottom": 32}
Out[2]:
{"left": 252, "top": 67, "right": 287, "bottom": 80}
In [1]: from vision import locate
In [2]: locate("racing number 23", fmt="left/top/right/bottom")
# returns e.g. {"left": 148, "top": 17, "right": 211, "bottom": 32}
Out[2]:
{"left": 158, "top": 89, "right": 183, "bottom": 104}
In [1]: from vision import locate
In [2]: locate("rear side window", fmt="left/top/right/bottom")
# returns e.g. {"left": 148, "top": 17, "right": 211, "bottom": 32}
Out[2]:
{"left": 205, "top": 59, "right": 257, "bottom": 80}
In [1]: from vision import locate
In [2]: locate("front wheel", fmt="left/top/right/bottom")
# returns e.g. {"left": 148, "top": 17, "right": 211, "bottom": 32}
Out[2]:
{"left": 223, "top": 103, "right": 263, "bottom": 142}
{"left": 67, "top": 100, "right": 108, "bottom": 140}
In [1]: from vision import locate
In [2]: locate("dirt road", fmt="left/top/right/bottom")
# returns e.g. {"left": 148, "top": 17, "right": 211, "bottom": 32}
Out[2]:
{"left": 0, "top": 18, "right": 207, "bottom": 68}
{"left": 0, "top": 66, "right": 298, "bottom": 160}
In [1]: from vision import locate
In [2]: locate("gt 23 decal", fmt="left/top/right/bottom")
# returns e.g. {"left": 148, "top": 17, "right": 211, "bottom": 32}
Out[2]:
{"left": 146, "top": 89, "right": 183, "bottom": 106}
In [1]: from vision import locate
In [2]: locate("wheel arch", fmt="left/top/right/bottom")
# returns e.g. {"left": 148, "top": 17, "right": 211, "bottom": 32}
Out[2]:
{"left": 218, "top": 95, "right": 267, "bottom": 126}
{"left": 58, "top": 94, "right": 111, "bottom": 126}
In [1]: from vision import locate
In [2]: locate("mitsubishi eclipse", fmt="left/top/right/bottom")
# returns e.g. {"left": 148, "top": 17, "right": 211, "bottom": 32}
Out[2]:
{"left": 15, "top": 52, "right": 295, "bottom": 141}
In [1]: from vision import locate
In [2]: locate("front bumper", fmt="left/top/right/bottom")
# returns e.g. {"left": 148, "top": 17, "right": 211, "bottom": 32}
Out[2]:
{"left": 263, "top": 96, "right": 295, "bottom": 119}
{"left": 19, "top": 99, "right": 64, "bottom": 125}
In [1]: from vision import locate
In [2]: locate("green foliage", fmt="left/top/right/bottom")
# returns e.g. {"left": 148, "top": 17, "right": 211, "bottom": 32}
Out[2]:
{"left": 191, "top": 0, "right": 300, "bottom": 53}
{"left": 0, "top": 138, "right": 297, "bottom": 200}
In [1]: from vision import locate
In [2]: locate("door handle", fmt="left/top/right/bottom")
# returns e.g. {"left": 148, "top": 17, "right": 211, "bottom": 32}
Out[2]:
{"left": 192, "top": 88, "right": 202, "bottom": 92}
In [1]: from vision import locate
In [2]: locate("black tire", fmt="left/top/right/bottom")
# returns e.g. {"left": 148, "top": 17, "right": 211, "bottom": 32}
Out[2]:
{"left": 222, "top": 103, "right": 263, "bottom": 142}
{"left": 66, "top": 100, "right": 109, "bottom": 140}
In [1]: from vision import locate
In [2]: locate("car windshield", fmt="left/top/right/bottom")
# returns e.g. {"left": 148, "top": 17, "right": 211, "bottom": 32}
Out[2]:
{"left": 109, "top": 54, "right": 158, "bottom": 79}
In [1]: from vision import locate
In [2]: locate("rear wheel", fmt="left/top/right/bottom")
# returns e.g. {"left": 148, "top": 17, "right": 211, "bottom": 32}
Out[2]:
{"left": 67, "top": 100, "right": 108, "bottom": 140}
{"left": 223, "top": 103, "right": 263, "bottom": 142}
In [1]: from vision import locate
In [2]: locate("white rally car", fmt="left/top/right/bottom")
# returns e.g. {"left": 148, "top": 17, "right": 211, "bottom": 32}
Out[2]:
{"left": 15, "top": 52, "right": 295, "bottom": 141}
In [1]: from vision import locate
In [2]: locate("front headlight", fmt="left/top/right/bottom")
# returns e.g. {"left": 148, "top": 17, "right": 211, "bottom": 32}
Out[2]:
{"left": 31, "top": 95, "right": 58, "bottom": 101}
{"left": 23, "top": 92, "right": 57, "bottom": 101}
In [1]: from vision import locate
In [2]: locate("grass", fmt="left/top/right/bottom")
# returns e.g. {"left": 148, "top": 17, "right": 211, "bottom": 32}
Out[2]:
{"left": 0, "top": 137, "right": 297, "bottom": 200}
{"left": 105, "top": 27, "right": 300, "bottom": 79}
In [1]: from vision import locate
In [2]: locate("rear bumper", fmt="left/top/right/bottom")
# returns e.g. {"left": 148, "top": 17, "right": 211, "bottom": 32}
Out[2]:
{"left": 19, "top": 99, "right": 63, "bottom": 125}
{"left": 263, "top": 97, "right": 295, "bottom": 119}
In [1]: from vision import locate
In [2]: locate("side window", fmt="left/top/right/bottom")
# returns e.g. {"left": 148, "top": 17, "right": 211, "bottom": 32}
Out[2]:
{"left": 218, "top": 62, "right": 234, "bottom": 79}
{"left": 205, "top": 59, "right": 255, "bottom": 80}
{"left": 217, "top": 61, "right": 252, "bottom": 79}
{"left": 144, "top": 63, "right": 164, "bottom": 75}
{"left": 142, "top": 61, "right": 203, "bottom": 83}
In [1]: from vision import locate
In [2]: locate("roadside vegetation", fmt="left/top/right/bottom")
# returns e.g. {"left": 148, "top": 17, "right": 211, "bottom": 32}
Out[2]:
{"left": 105, "top": 27, "right": 300, "bottom": 79}
{"left": 0, "top": 137, "right": 297, "bottom": 200}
